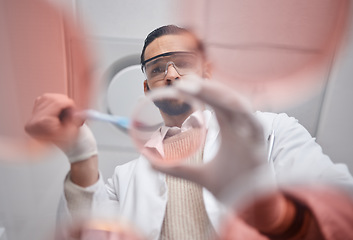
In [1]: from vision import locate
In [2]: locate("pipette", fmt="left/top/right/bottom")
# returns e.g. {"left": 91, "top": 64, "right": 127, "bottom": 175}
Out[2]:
{"left": 82, "top": 110, "right": 163, "bottom": 133}
{"left": 83, "top": 109, "right": 130, "bottom": 133}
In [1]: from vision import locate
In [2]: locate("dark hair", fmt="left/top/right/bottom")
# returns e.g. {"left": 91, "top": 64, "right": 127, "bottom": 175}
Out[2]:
{"left": 140, "top": 25, "right": 205, "bottom": 68}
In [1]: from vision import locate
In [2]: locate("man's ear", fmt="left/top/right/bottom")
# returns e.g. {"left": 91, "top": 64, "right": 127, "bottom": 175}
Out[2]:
{"left": 202, "top": 61, "right": 213, "bottom": 80}
{"left": 143, "top": 80, "right": 150, "bottom": 94}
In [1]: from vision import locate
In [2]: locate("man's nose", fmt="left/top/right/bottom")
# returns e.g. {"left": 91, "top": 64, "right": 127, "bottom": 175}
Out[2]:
{"left": 164, "top": 62, "right": 180, "bottom": 85}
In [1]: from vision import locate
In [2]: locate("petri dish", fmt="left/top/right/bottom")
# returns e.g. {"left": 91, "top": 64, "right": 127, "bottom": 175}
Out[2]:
{"left": 130, "top": 87, "right": 207, "bottom": 166}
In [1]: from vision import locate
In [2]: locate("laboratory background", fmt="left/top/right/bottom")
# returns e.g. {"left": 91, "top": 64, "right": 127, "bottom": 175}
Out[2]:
{"left": 0, "top": 0, "right": 353, "bottom": 239}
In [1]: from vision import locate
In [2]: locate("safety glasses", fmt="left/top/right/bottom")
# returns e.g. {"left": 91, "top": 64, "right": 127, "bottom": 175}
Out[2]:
{"left": 142, "top": 51, "right": 202, "bottom": 85}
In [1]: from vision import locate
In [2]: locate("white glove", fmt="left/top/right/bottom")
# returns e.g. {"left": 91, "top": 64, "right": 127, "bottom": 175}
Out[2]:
{"left": 64, "top": 124, "right": 98, "bottom": 163}
{"left": 152, "top": 77, "right": 276, "bottom": 207}
{"left": 24, "top": 93, "right": 97, "bottom": 164}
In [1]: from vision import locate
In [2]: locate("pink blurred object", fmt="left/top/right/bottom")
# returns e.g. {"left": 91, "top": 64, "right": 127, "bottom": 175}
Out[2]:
{"left": 177, "top": 0, "right": 351, "bottom": 109}
{"left": 0, "top": 0, "right": 94, "bottom": 161}
{"left": 55, "top": 219, "right": 146, "bottom": 240}
{"left": 219, "top": 186, "right": 353, "bottom": 240}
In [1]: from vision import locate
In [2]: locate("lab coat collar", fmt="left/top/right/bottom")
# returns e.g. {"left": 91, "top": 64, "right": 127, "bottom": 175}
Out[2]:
{"left": 144, "top": 110, "right": 212, "bottom": 158}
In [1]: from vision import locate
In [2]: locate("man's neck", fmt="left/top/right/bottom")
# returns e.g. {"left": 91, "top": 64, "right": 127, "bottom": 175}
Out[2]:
{"left": 161, "top": 110, "right": 193, "bottom": 128}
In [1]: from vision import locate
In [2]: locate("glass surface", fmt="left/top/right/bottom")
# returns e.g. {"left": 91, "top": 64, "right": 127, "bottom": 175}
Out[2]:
{"left": 130, "top": 87, "right": 207, "bottom": 166}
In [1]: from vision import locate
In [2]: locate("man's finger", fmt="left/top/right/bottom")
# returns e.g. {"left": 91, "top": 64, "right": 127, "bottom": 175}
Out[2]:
{"left": 151, "top": 162, "right": 206, "bottom": 186}
{"left": 174, "top": 77, "right": 253, "bottom": 114}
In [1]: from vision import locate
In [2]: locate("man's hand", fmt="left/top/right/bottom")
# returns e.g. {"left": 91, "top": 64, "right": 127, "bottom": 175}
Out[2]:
{"left": 151, "top": 77, "right": 275, "bottom": 206}
{"left": 25, "top": 93, "right": 83, "bottom": 151}
{"left": 152, "top": 79, "right": 316, "bottom": 238}
{"left": 25, "top": 93, "right": 99, "bottom": 187}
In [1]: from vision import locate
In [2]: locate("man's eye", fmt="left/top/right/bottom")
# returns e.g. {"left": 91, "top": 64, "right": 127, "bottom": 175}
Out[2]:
{"left": 178, "top": 61, "right": 194, "bottom": 68}
{"left": 182, "top": 62, "right": 191, "bottom": 67}
{"left": 151, "top": 66, "right": 164, "bottom": 74}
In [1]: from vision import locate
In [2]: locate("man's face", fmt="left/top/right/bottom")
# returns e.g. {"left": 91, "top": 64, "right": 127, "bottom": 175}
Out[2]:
{"left": 143, "top": 33, "right": 205, "bottom": 89}
{"left": 143, "top": 33, "right": 206, "bottom": 116}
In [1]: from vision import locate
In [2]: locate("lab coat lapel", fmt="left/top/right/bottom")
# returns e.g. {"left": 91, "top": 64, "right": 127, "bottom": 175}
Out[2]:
{"left": 119, "top": 157, "right": 168, "bottom": 239}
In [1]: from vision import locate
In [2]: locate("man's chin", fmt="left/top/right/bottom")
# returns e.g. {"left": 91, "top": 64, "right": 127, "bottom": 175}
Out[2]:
{"left": 154, "top": 99, "right": 192, "bottom": 116}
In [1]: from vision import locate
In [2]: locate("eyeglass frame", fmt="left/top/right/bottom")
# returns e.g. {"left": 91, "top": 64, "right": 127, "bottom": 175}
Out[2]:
{"left": 141, "top": 51, "right": 202, "bottom": 82}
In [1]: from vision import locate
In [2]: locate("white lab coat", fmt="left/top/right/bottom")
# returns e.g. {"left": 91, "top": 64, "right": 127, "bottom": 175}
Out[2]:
{"left": 58, "top": 111, "right": 353, "bottom": 240}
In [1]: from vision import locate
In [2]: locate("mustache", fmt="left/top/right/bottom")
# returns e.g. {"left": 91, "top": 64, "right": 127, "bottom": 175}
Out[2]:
{"left": 153, "top": 99, "right": 192, "bottom": 116}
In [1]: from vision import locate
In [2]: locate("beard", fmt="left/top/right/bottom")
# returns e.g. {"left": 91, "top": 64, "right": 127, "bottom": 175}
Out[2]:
{"left": 153, "top": 99, "right": 192, "bottom": 116}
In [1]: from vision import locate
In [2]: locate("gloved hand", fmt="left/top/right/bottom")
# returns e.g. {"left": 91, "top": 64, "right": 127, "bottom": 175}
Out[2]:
{"left": 25, "top": 93, "right": 97, "bottom": 163}
{"left": 151, "top": 77, "right": 276, "bottom": 207}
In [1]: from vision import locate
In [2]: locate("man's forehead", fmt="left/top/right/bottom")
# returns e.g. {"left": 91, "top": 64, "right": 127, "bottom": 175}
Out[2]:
{"left": 144, "top": 33, "right": 199, "bottom": 60}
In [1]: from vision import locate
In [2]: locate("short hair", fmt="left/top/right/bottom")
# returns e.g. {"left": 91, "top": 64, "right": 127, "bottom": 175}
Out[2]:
{"left": 140, "top": 25, "right": 205, "bottom": 68}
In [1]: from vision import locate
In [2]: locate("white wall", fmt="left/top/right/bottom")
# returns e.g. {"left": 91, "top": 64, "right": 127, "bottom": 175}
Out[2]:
{"left": 316, "top": 20, "right": 353, "bottom": 172}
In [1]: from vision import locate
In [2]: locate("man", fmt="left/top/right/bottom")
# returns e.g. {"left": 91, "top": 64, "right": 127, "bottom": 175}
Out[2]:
{"left": 25, "top": 25, "right": 353, "bottom": 239}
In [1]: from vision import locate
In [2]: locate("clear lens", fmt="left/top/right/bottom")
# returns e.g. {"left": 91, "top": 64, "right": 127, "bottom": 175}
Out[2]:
{"left": 130, "top": 87, "right": 207, "bottom": 166}
{"left": 145, "top": 52, "right": 199, "bottom": 84}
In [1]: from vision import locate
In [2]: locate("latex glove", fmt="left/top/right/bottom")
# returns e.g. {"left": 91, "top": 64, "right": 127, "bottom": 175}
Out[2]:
{"left": 152, "top": 77, "right": 276, "bottom": 207}
{"left": 25, "top": 93, "right": 97, "bottom": 163}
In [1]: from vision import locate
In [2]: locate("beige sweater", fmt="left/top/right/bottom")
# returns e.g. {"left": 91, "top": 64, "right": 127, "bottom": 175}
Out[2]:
{"left": 159, "top": 129, "right": 215, "bottom": 240}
